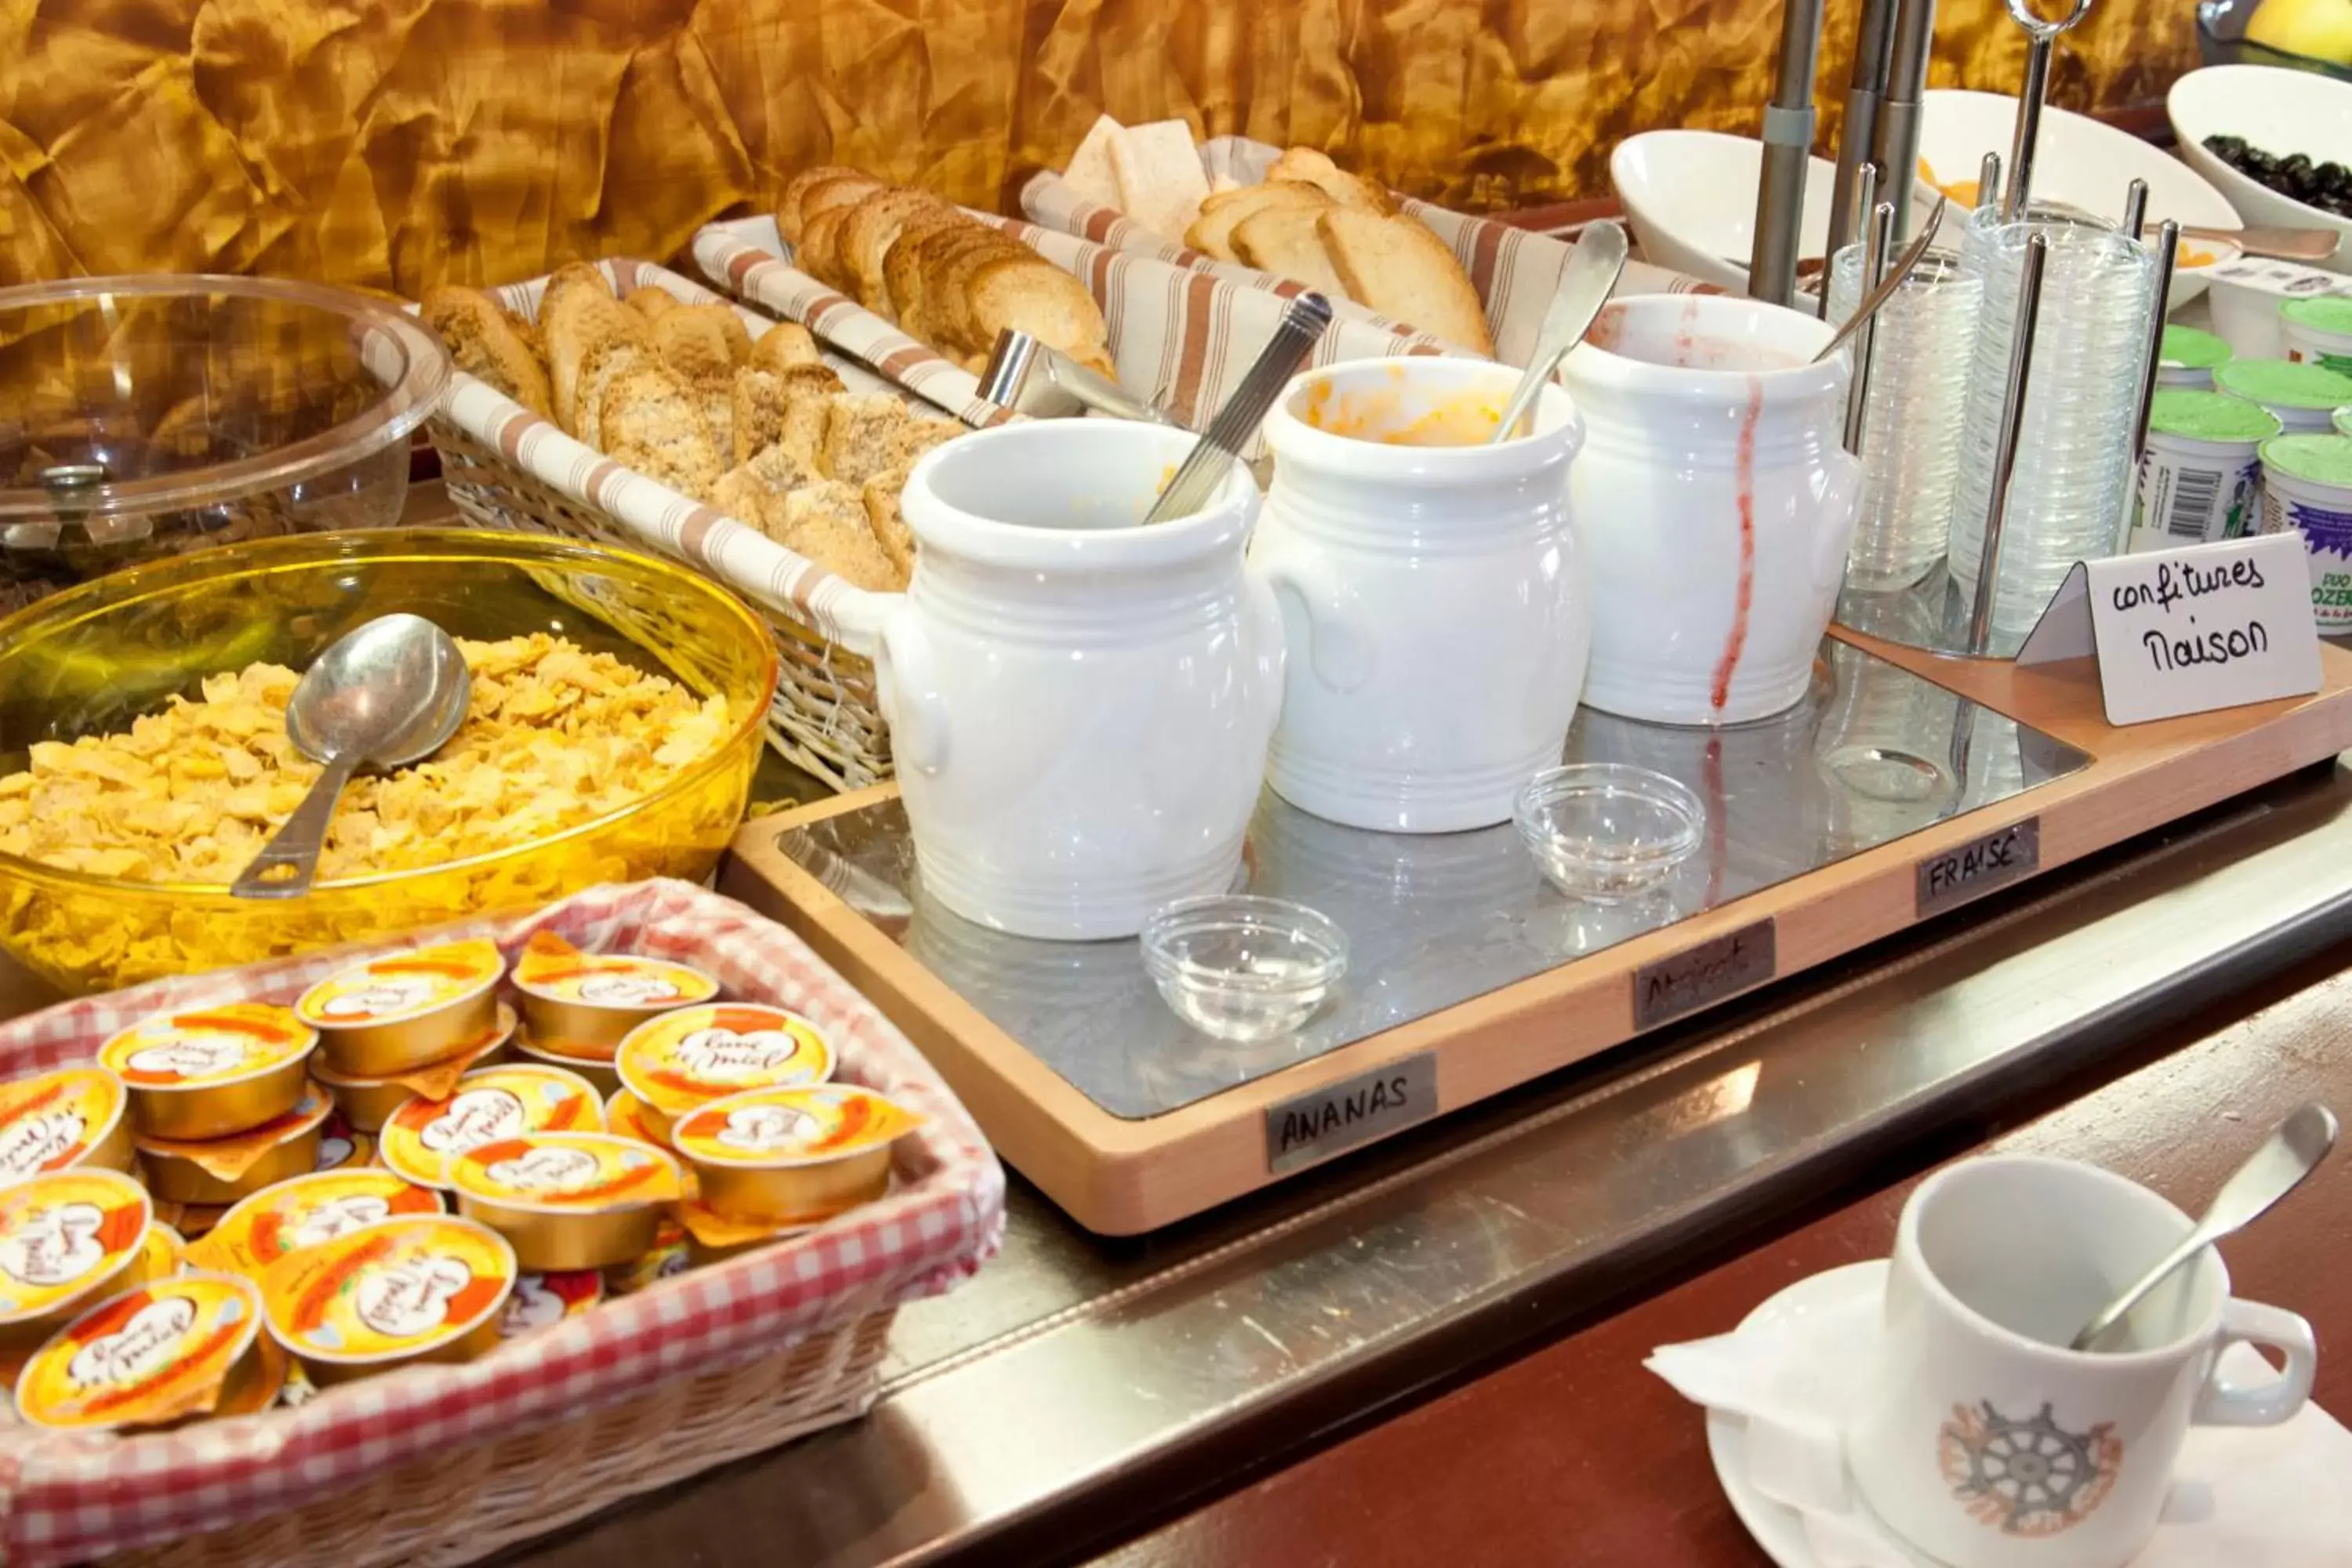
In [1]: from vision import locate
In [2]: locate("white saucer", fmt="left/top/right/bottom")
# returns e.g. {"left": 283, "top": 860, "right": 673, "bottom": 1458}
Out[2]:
{"left": 1702, "top": 1258, "right": 1937, "bottom": 1568}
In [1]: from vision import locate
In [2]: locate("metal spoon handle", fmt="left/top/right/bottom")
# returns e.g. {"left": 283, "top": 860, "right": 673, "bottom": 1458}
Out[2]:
{"left": 1814, "top": 194, "right": 1948, "bottom": 365}
{"left": 231, "top": 754, "right": 359, "bottom": 900}
{"left": 1490, "top": 221, "right": 1628, "bottom": 445}
{"left": 1145, "top": 292, "right": 1334, "bottom": 525}
{"left": 2071, "top": 1102, "right": 2338, "bottom": 1350}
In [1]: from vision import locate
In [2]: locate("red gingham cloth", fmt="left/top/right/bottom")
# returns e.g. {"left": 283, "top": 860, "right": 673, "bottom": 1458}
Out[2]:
{"left": 0, "top": 880, "right": 1005, "bottom": 1565}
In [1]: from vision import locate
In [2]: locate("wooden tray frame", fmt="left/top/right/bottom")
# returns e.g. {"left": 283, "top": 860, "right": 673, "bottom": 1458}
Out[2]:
{"left": 720, "top": 633, "right": 2352, "bottom": 1234}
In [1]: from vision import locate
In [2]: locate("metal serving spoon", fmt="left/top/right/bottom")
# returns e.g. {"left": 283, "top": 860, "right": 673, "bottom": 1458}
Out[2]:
{"left": 1813, "top": 194, "right": 1947, "bottom": 365}
{"left": 2071, "top": 1102, "right": 2339, "bottom": 1351}
{"left": 1490, "top": 220, "right": 1628, "bottom": 445}
{"left": 1144, "top": 292, "right": 1334, "bottom": 525}
{"left": 230, "top": 614, "right": 472, "bottom": 900}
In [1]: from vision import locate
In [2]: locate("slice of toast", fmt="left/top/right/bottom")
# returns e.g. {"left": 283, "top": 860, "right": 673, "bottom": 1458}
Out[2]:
{"left": 1232, "top": 207, "right": 1351, "bottom": 299}
{"left": 840, "top": 188, "right": 951, "bottom": 310}
{"left": 888, "top": 225, "right": 992, "bottom": 345}
{"left": 539, "top": 269, "right": 646, "bottom": 435}
{"left": 1268, "top": 147, "right": 1397, "bottom": 216}
{"left": 781, "top": 480, "right": 903, "bottom": 591}
{"left": 1109, "top": 119, "right": 1210, "bottom": 238}
{"left": 1319, "top": 209, "right": 1494, "bottom": 356}
{"left": 963, "top": 254, "right": 1113, "bottom": 369}
{"left": 928, "top": 233, "right": 1035, "bottom": 354}
{"left": 775, "top": 365, "right": 847, "bottom": 469}
{"left": 862, "top": 459, "right": 918, "bottom": 579}
{"left": 1185, "top": 182, "right": 1331, "bottom": 263}
{"left": 601, "top": 362, "right": 724, "bottom": 499}
{"left": 779, "top": 166, "right": 872, "bottom": 245}
{"left": 620, "top": 286, "right": 678, "bottom": 321}
{"left": 650, "top": 305, "right": 750, "bottom": 383}
{"left": 420, "top": 286, "right": 553, "bottom": 419}
{"left": 574, "top": 337, "right": 647, "bottom": 452}
{"left": 746, "top": 321, "right": 820, "bottom": 376}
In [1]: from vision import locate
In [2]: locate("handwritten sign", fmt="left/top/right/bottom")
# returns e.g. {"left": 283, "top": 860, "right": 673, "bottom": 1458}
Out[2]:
{"left": 2016, "top": 535, "right": 2321, "bottom": 727}
{"left": 1632, "top": 919, "right": 1777, "bottom": 1030}
{"left": 1264, "top": 1053, "right": 1438, "bottom": 1174}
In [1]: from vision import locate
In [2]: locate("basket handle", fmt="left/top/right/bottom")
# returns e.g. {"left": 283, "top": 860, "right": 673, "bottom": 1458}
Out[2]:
{"left": 877, "top": 604, "right": 951, "bottom": 776}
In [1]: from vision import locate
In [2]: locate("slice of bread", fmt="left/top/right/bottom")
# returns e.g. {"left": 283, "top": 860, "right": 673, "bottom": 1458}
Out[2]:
{"left": 1185, "top": 182, "right": 1330, "bottom": 263}
{"left": 746, "top": 321, "right": 820, "bottom": 376}
{"left": 1268, "top": 147, "right": 1397, "bottom": 216}
{"left": 539, "top": 270, "right": 646, "bottom": 435}
{"left": 1319, "top": 209, "right": 1494, "bottom": 356}
{"left": 840, "top": 188, "right": 951, "bottom": 310}
{"left": 1065, "top": 115, "right": 1124, "bottom": 209}
{"left": 650, "top": 304, "right": 750, "bottom": 383}
{"left": 1232, "top": 207, "right": 1350, "bottom": 299}
{"left": 573, "top": 338, "right": 647, "bottom": 451}
{"left": 824, "top": 397, "right": 961, "bottom": 488}
{"left": 730, "top": 368, "right": 786, "bottom": 466}
{"left": 420, "top": 286, "right": 553, "bottom": 418}
{"left": 782, "top": 480, "right": 903, "bottom": 591}
{"left": 797, "top": 204, "right": 858, "bottom": 289}
{"left": 775, "top": 365, "right": 847, "bottom": 468}
{"left": 1109, "top": 119, "right": 1210, "bottom": 238}
{"left": 620, "top": 287, "right": 678, "bottom": 321}
{"left": 601, "top": 363, "right": 723, "bottom": 498}
{"left": 871, "top": 207, "right": 969, "bottom": 324}
{"left": 779, "top": 166, "right": 871, "bottom": 245}
{"left": 964, "top": 254, "right": 1113, "bottom": 369}
{"left": 930, "top": 234, "right": 1035, "bottom": 353}
{"left": 862, "top": 460, "right": 918, "bottom": 579}
{"left": 889, "top": 225, "right": 992, "bottom": 345}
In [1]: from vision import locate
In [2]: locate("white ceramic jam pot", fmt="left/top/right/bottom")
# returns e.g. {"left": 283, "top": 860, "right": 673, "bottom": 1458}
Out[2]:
{"left": 879, "top": 421, "right": 1283, "bottom": 941}
{"left": 1254, "top": 358, "right": 1588, "bottom": 833}
{"left": 1563, "top": 295, "right": 1862, "bottom": 727}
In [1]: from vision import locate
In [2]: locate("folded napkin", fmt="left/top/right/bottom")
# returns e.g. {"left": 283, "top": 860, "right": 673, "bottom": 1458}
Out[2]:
{"left": 1648, "top": 1266, "right": 2352, "bottom": 1567}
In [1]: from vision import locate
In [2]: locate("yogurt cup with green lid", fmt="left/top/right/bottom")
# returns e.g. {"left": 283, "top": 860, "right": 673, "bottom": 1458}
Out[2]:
{"left": 2158, "top": 325, "right": 2232, "bottom": 390}
{"left": 2132, "top": 389, "right": 2279, "bottom": 550}
{"left": 2216, "top": 359, "right": 2352, "bottom": 433}
{"left": 2258, "top": 433, "right": 2352, "bottom": 632}
{"left": 2281, "top": 297, "right": 2352, "bottom": 379}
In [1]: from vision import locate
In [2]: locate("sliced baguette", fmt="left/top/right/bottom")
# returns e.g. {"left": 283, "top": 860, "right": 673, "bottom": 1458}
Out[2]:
{"left": 963, "top": 253, "right": 1113, "bottom": 369}
{"left": 419, "top": 286, "right": 553, "bottom": 418}
{"left": 746, "top": 321, "right": 820, "bottom": 376}
{"left": 1231, "top": 207, "right": 1350, "bottom": 299}
{"left": 1318, "top": 209, "right": 1494, "bottom": 356}
{"left": 779, "top": 166, "right": 870, "bottom": 244}
{"left": 840, "top": 188, "right": 951, "bottom": 310}
{"left": 1267, "top": 147, "right": 1397, "bottom": 216}
{"left": 1185, "top": 181, "right": 1330, "bottom": 261}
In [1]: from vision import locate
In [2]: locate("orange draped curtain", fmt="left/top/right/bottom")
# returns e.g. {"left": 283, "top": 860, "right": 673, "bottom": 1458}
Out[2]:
{"left": 0, "top": 0, "right": 2192, "bottom": 296}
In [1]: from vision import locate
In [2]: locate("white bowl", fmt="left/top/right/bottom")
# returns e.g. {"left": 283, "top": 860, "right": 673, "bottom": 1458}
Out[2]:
{"left": 2168, "top": 65, "right": 2352, "bottom": 274}
{"left": 1610, "top": 130, "right": 1934, "bottom": 293}
{"left": 1918, "top": 88, "right": 2244, "bottom": 307}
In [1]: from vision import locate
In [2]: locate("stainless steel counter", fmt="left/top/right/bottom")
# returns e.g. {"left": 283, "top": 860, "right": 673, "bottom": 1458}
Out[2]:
{"left": 513, "top": 758, "right": 2352, "bottom": 1568}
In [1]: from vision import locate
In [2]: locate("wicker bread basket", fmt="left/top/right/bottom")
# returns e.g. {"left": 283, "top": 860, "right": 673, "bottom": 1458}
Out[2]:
{"left": 0, "top": 880, "right": 1004, "bottom": 1567}
{"left": 425, "top": 260, "right": 946, "bottom": 793}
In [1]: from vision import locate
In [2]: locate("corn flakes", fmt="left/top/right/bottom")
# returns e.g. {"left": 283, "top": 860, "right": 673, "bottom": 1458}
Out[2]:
{"left": 0, "top": 635, "right": 731, "bottom": 886}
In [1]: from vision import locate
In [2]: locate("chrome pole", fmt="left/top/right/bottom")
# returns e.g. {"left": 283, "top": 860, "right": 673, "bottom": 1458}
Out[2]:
{"left": 1828, "top": 0, "right": 1904, "bottom": 266}
{"left": 1751, "top": 0, "right": 1830, "bottom": 307}
{"left": 1873, "top": 0, "right": 1938, "bottom": 241}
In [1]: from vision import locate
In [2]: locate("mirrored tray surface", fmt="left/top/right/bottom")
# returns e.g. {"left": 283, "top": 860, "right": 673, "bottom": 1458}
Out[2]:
{"left": 775, "top": 638, "right": 2089, "bottom": 1120}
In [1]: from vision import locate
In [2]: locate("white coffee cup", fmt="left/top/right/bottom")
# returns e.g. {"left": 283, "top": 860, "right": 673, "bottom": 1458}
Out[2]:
{"left": 1847, "top": 1154, "right": 2317, "bottom": 1568}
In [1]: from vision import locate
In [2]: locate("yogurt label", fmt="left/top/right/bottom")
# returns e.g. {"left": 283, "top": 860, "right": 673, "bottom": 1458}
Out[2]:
{"left": 100, "top": 1004, "right": 313, "bottom": 1087}
{"left": 297, "top": 939, "right": 504, "bottom": 1028}
{"left": 0, "top": 1069, "right": 125, "bottom": 1181}
{"left": 513, "top": 935, "right": 716, "bottom": 1011}
{"left": 453, "top": 1133, "right": 681, "bottom": 1210}
{"left": 15, "top": 1273, "right": 262, "bottom": 1430}
{"left": 674, "top": 1084, "right": 925, "bottom": 1168}
{"left": 379, "top": 1065, "right": 604, "bottom": 1188}
{"left": 0, "top": 1171, "right": 149, "bottom": 1321}
{"left": 193, "top": 1171, "right": 442, "bottom": 1278}
{"left": 262, "top": 1216, "right": 514, "bottom": 1363}
{"left": 619, "top": 1006, "right": 834, "bottom": 1116}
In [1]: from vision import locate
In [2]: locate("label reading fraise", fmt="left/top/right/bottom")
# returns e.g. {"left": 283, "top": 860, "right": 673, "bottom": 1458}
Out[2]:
{"left": 15, "top": 1273, "right": 260, "bottom": 1429}
{"left": 452, "top": 1133, "right": 680, "bottom": 1210}
{"left": 0, "top": 1170, "right": 150, "bottom": 1321}
{"left": 0, "top": 1069, "right": 125, "bottom": 1181}
{"left": 99, "top": 1004, "right": 312, "bottom": 1088}
{"left": 619, "top": 1005, "right": 833, "bottom": 1116}
{"left": 296, "top": 938, "right": 503, "bottom": 1028}
{"left": 261, "top": 1216, "right": 513, "bottom": 1362}
{"left": 379, "top": 1066, "right": 604, "bottom": 1188}
{"left": 673, "top": 1085, "right": 924, "bottom": 1167}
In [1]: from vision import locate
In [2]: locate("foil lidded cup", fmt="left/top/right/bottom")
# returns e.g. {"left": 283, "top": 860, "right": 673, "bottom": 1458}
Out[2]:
{"left": 0, "top": 1168, "right": 154, "bottom": 1354}
{"left": 378, "top": 1062, "right": 606, "bottom": 1191}
{"left": 14, "top": 1271, "right": 270, "bottom": 1431}
{"left": 308, "top": 1000, "right": 519, "bottom": 1133}
{"left": 132, "top": 1083, "right": 335, "bottom": 1206}
{"left": 0, "top": 1065, "right": 134, "bottom": 1179}
{"left": 260, "top": 1214, "right": 516, "bottom": 1385}
{"left": 450, "top": 1131, "right": 684, "bottom": 1271}
{"left": 296, "top": 937, "right": 506, "bottom": 1077}
{"left": 615, "top": 1003, "right": 835, "bottom": 1144}
{"left": 672, "top": 1083, "right": 925, "bottom": 1230}
{"left": 187, "top": 1168, "right": 445, "bottom": 1279}
{"left": 511, "top": 931, "right": 717, "bottom": 1060}
{"left": 98, "top": 1002, "right": 318, "bottom": 1142}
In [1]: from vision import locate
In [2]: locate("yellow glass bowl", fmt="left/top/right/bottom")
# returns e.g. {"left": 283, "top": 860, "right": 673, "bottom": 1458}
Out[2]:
{"left": 0, "top": 529, "right": 777, "bottom": 995}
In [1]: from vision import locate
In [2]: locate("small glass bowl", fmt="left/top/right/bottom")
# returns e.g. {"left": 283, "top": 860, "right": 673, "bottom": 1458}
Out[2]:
{"left": 1139, "top": 895, "right": 1348, "bottom": 1043}
{"left": 1513, "top": 764, "right": 1706, "bottom": 904}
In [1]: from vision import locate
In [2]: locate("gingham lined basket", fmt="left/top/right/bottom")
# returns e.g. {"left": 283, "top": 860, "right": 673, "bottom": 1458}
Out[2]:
{"left": 0, "top": 879, "right": 1004, "bottom": 1568}
{"left": 426, "top": 260, "right": 946, "bottom": 793}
